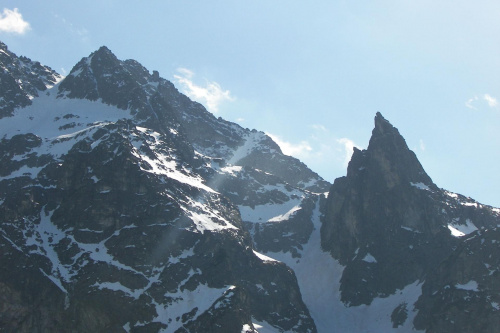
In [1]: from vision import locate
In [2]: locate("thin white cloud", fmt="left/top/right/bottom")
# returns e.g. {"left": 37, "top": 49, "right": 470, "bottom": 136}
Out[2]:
{"left": 483, "top": 94, "right": 498, "bottom": 107}
{"left": 174, "top": 68, "right": 235, "bottom": 113}
{"left": 176, "top": 67, "right": 194, "bottom": 78}
{"left": 53, "top": 14, "right": 89, "bottom": 43}
{"left": 465, "top": 95, "right": 478, "bottom": 110}
{"left": 419, "top": 139, "right": 425, "bottom": 151}
{"left": 337, "top": 138, "right": 360, "bottom": 167}
{"left": 310, "top": 124, "right": 328, "bottom": 132}
{"left": 0, "top": 8, "right": 31, "bottom": 34}
{"left": 266, "top": 133, "right": 313, "bottom": 158}
{"left": 266, "top": 127, "right": 364, "bottom": 182}
{"left": 466, "top": 93, "right": 498, "bottom": 110}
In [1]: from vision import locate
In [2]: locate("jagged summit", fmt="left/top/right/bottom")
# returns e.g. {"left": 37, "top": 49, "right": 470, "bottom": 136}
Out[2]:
{"left": 373, "top": 111, "right": 391, "bottom": 131}
{"left": 96, "top": 45, "right": 113, "bottom": 54}
{"left": 0, "top": 41, "right": 62, "bottom": 118}
{"left": 351, "top": 112, "right": 436, "bottom": 190}
{"left": 323, "top": 113, "right": 444, "bottom": 266}
{"left": 321, "top": 112, "right": 499, "bottom": 309}
{"left": 58, "top": 45, "right": 147, "bottom": 108}
{"left": 55, "top": 46, "right": 329, "bottom": 191}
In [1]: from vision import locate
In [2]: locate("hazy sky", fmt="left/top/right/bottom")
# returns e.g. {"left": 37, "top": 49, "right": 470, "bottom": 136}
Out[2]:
{"left": 1, "top": 1, "right": 499, "bottom": 207}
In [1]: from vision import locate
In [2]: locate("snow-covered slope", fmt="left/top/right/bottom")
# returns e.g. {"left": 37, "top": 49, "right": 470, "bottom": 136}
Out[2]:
{"left": 0, "top": 44, "right": 322, "bottom": 332}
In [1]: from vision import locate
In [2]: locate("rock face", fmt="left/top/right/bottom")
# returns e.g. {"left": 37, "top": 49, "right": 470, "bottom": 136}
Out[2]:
{"left": 0, "top": 43, "right": 324, "bottom": 332}
{"left": 321, "top": 112, "right": 500, "bottom": 330}
{"left": 1, "top": 41, "right": 500, "bottom": 333}
{"left": 321, "top": 112, "right": 452, "bottom": 305}
{"left": 0, "top": 41, "right": 62, "bottom": 118}
{"left": 414, "top": 227, "right": 500, "bottom": 332}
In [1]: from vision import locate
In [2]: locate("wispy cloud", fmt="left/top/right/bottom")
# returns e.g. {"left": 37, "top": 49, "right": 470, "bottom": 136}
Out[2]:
{"left": 266, "top": 133, "right": 313, "bottom": 158}
{"left": 483, "top": 94, "right": 498, "bottom": 107}
{"left": 53, "top": 14, "right": 89, "bottom": 43}
{"left": 310, "top": 124, "right": 328, "bottom": 132}
{"left": 337, "top": 137, "right": 360, "bottom": 167}
{"left": 419, "top": 139, "right": 425, "bottom": 151}
{"left": 0, "top": 8, "right": 31, "bottom": 34}
{"left": 174, "top": 68, "right": 235, "bottom": 113}
{"left": 267, "top": 125, "right": 361, "bottom": 171}
{"left": 466, "top": 93, "right": 498, "bottom": 110}
{"left": 465, "top": 95, "right": 478, "bottom": 110}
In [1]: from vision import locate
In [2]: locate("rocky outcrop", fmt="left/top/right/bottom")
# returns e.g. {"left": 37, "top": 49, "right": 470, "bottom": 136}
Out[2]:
{"left": 0, "top": 41, "right": 61, "bottom": 118}
{"left": 414, "top": 227, "right": 500, "bottom": 332}
{"left": 321, "top": 113, "right": 451, "bottom": 304}
{"left": 320, "top": 112, "right": 500, "bottom": 331}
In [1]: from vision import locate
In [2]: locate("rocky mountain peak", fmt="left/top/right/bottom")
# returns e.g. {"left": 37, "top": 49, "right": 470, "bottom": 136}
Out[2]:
{"left": 0, "top": 40, "right": 61, "bottom": 118}
{"left": 58, "top": 46, "right": 128, "bottom": 104}
{"left": 373, "top": 111, "right": 392, "bottom": 133}
{"left": 95, "top": 45, "right": 114, "bottom": 55}
{"left": 354, "top": 112, "right": 435, "bottom": 189}
{"left": 321, "top": 113, "right": 458, "bottom": 305}
{"left": 0, "top": 42, "right": 330, "bottom": 332}
{"left": 320, "top": 111, "right": 500, "bottom": 314}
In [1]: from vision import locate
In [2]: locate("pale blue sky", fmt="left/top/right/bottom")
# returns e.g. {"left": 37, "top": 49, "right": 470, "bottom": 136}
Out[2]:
{"left": 1, "top": 1, "right": 499, "bottom": 206}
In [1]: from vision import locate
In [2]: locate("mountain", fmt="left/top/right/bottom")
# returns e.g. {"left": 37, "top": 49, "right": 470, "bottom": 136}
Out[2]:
{"left": 0, "top": 41, "right": 499, "bottom": 332}
{"left": 0, "top": 43, "right": 325, "bottom": 332}
{"left": 0, "top": 41, "right": 62, "bottom": 118}
{"left": 319, "top": 112, "right": 500, "bottom": 330}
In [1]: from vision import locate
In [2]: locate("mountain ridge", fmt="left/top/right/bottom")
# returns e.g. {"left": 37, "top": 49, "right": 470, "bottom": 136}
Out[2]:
{"left": 1, "top": 42, "right": 499, "bottom": 332}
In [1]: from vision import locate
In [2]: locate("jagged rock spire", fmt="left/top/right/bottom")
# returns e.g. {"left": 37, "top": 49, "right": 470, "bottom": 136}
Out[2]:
{"left": 346, "top": 112, "right": 435, "bottom": 189}
{"left": 321, "top": 112, "right": 455, "bottom": 305}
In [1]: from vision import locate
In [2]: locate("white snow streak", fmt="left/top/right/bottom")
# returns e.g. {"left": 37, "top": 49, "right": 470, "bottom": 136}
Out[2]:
{"left": 261, "top": 198, "right": 424, "bottom": 333}
{"left": 447, "top": 218, "right": 478, "bottom": 237}
{"left": 455, "top": 280, "right": 479, "bottom": 291}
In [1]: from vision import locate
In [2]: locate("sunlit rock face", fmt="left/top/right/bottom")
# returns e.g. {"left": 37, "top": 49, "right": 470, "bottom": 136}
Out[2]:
{"left": 0, "top": 43, "right": 326, "bottom": 332}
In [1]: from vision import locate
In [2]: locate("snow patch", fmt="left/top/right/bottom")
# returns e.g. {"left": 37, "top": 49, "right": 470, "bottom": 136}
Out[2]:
{"left": 400, "top": 226, "right": 422, "bottom": 233}
{"left": 132, "top": 127, "right": 217, "bottom": 194}
{"left": 238, "top": 192, "right": 304, "bottom": 223}
{"left": 220, "top": 165, "right": 243, "bottom": 176}
{"left": 268, "top": 205, "right": 301, "bottom": 222}
{"left": 362, "top": 253, "right": 377, "bottom": 263}
{"left": 455, "top": 280, "right": 479, "bottom": 291}
{"left": 410, "top": 182, "right": 431, "bottom": 191}
{"left": 227, "top": 132, "right": 267, "bottom": 165}
{"left": 251, "top": 318, "right": 282, "bottom": 332}
{"left": 155, "top": 284, "right": 231, "bottom": 332}
{"left": 253, "top": 250, "right": 278, "bottom": 263}
{"left": 262, "top": 198, "right": 424, "bottom": 332}
{"left": 447, "top": 218, "right": 478, "bottom": 237}
{"left": 180, "top": 199, "right": 237, "bottom": 233}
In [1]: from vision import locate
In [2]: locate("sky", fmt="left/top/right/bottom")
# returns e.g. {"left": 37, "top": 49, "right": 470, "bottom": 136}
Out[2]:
{"left": 1, "top": 1, "right": 499, "bottom": 207}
